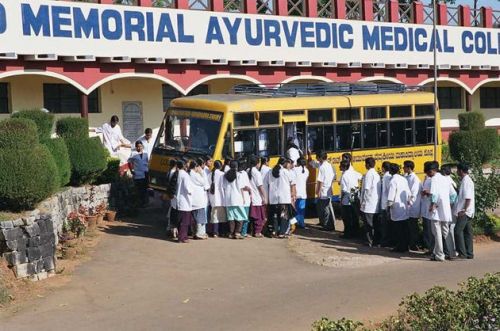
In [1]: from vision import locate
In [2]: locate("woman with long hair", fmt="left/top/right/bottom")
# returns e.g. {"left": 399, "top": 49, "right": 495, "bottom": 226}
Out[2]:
{"left": 208, "top": 160, "right": 226, "bottom": 237}
{"left": 223, "top": 160, "right": 246, "bottom": 239}
{"left": 247, "top": 155, "right": 267, "bottom": 237}
{"left": 238, "top": 158, "right": 252, "bottom": 238}
{"left": 175, "top": 159, "right": 194, "bottom": 243}
{"left": 293, "top": 157, "right": 309, "bottom": 229}
{"left": 189, "top": 160, "right": 210, "bottom": 239}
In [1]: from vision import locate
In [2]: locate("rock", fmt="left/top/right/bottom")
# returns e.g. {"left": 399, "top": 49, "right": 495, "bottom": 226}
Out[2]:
{"left": 1, "top": 227, "right": 23, "bottom": 241}
{"left": 24, "top": 223, "right": 41, "bottom": 238}
{"left": 12, "top": 219, "right": 24, "bottom": 227}
{"left": 0, "top": 220, "right": 14, "bottom": 229}
{"left": 13, "top": 263, "right": 29, "bottom": 278}
{"left": 37, "top": 219, "right": 48, "bottom": 234}
{"left": 27, "top": 247, "right": 42, "bottom": 262}
{"left": 42, "top": 256, "right": 56, "bottom": 271}
{"left": 40, "top": 233, "right": 54, "bottom": 245}
{"left": 28, "top": 236, "right": 41, "bottom": 247}
{"left": 37, "top": 271, "right": 48, "bottom": 281}
{"left": 35, "top": 259, "right": 44, "bottom": 273}
{"left": 23, "top": 217, "right": 35, "bottom": 226}
{"left": 29, "top": 209, "right": 40, "bottom": 217}
{"left": 39, "top": 243, "right": 55, "bottom": 257}
{"left": 3, "top": 251, "right": 27, "bottom": 266}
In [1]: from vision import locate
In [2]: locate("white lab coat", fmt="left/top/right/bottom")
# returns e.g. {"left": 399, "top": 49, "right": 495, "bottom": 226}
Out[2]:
{"left": 190, "top": 171, "right": 209, "bottom": 210}
{"left": 249, "top": 167, "right": 265, "bottom": 206}
{"left": 429, "top": 173, "right": 456, "bottom": 223}
{"left": 223, "top": 174, "right": 244, "bottom": 207}
{"left": 406, "top": 172, "right": 422, "bottom": 219}
{"left": 208, "top": 169, "right": 225, "bottom": 208}
{"left": 175, "top": 170, "right": 193, "bottom": 212}
{"left": 454, "top": 174, "right": 475, "bottom": 218}
{"left": 127, "top": 152, "right": 149, "bottom": 180}
{"left": 294, "top": 166, "right": 310, "bottom": 200}
{"left": 360, "top": 168, "right": 381, "bottom": 213}
{"left": 286, "top": 147, "right": 301, "bottom": 165}
{"left": 340, "top": 168, "right": 362, "bottom": 206}
{"left": 260, "top": 165, "right": 271, "bottom": 180}
{"left": 420, "top": 176, "right": 432, "bottom": 219}
{"left": 380, "top": 172, "right": 392, "bottom": 211}
{"left": 238, "top": 171, "right": 251, "bottom": 207}
{"left": 317, "top": 161, "right": 335, "bottom": 198}
{"left": 387, "top": 174, "right": 411, "bottom": 221}
{"left": 137, "top": 135, "right": 154, "bottom": 157}
{"left": 267, "top": 167, "right": 296, "bottom": 205}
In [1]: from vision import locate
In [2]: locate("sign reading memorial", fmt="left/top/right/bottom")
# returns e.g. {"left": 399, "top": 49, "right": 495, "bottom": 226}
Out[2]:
{"left": 0, "top": 0, "right": 498, "bottom": 66}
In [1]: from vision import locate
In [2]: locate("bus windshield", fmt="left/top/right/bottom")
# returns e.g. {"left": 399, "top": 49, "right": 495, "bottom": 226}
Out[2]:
{"left": 155, "top": 108, "right": 223, "bottom": 156}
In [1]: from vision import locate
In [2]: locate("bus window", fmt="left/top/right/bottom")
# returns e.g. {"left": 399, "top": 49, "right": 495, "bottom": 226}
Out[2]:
{"left": 258, "top": 128, "right": 280, "bottom": 157}
{"left": 234, "top": 130, "right": 257, "bottom": 157}
{"left": 390, "top": 120, "right": 413, "bottom": 146}
{"left": 363, "top": 122, "right": 388, "bottom": 148}
{"left": 415, "top": 119, "right": 435, "bottom": 145}
{"left": 364, "top": 106, "right": 386, "bottom": 120}
{"left": 390, "top": 105, "right": 412, "bottom": 118}
{"left": 308, "top": 109, "right": 333, "bottom": 123}
{"left": 259, "top": 112, "right": 280, "bottom": 125}
{"left": 222, "top": 124, "right": 232, "bottom": 158}
{"left": 336, "top": 124, "right": 361, "bottom": 150}
{"left": 337, "top": 108, "right": 361, "bottom": 122}
{"left": 234, "top": 113, "right": 255, "bottom": 127}
{"left": 307, "top": 126, "right": 324, "bottom": 152}
{"left": 415, "top": 105, "right": 434, "bottom": 117}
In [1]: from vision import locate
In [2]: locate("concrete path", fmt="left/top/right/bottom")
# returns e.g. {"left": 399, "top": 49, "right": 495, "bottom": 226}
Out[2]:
{"left": 1, "top": 206, "right": 499, "bottom": 331}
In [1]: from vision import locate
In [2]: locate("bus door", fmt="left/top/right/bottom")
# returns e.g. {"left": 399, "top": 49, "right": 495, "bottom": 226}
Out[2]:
{"left": 282, "top": 112, "right": 307, "bottom": 155}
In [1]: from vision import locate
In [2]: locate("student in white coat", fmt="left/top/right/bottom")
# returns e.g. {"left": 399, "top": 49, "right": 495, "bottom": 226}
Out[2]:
{"left": 293, "top": 158, "right": 310, "bottom": 229}
{"left": 420, "top": 162, "right": 435, "bottom": 252}
{"left": 286, "top": 138, "right": 302, "bottom": 165}
{"left": 175, "top": 160, "right": 194, "bottom": 243}
{"left": 260, "top": 157, "right": 271, "bottom": 180}
{"left": 453, "top": 163, "right": 475, "bottom": 259}
{"left": 426, "top": 161, "right": 457, "bottom": 261}
{"left": 360, "top": 157, "right": 381, "bottom": 246}
{"left": 238, "top": 159, "right": 252, "bottom": 237}
{"left": 441, "top": 165, "right": 458, "bottom": 256}
{"left": 339, "top": 160, "right": 362, "bottom": 238}
{"left": 314, "top": 151, "right": 336, "bottom": 231}
{"left": 223, "top": 160, "right": 247, "bottom": 239}
{"left": 403, "top": 160, "right": 422, "bottom": 251}
{"left": 379, "top": 161, "right": 393, "bottom": 246}
{"left": 387, "top": 163, "right": 412, "bottom": 252}
{"left": 208, "top": 160, "right": 226, "bottom": 238}
{"left": 248, "top": 156, "right": 267, "bottom": 237}
{"left": 189, "top": 160, "right": 210, "bottom": 239}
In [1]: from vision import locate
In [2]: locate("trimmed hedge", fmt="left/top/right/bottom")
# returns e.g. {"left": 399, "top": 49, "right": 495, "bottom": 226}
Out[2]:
{"left": 458, "top": 111, "right": 485, "bottom": 131}
{"left": 449, "top": 128, "right": 499, "bottom": 165}
{"left": 66, "top": 137, "right": 107, "bottom": 185}
{"left": 44, "top": 138, "right": 71, "bottom": 187}
{"left": 96, "top": 157, "right": 121, "bottom": 185}
{"left": 0, "top": 145, "right": 58, "bottom": 211}
{"left": 56, "top": 117, "right": 89, "bottom": 139}
{"left": 12, "top": 110, "right": 54, "bottom": 142}
{"left": 0, "top": 118, "right": 38, "bottom": 149}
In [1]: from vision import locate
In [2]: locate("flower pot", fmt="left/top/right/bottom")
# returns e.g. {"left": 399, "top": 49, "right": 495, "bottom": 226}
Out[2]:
{"left": 105, "top": 211, "right": 117, "bottom": 222}
{"left": 96, "top": 214, "right": 104, "bottom": 225}
{"left": 86, "top": 215, "right": 98, "bottom": 231}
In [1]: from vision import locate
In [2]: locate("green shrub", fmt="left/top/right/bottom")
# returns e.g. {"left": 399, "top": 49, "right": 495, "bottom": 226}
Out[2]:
{"left": 66, "top": 137, "right": 107, "bottom": 185}
{"left": 11, "top": 109, "right": 54, "bottom": 142}
{"left": 311, "top": 317, "right": 364, "bottom": 331}
{"left": 56, "top": 117, "right": 89, "bottom": 139}
{"left": 96, "top": 157, "right": 121, "bottom": 184}
{"left": 0, "top": 118, "right": 38, "bottom": 149}
{"left": 44, "top": 138, "right": 71, "bottom": 187}
{"left": 0, "top": 145, "right": 58, "bottom": 211}
{"left": 469, "top": 166, "right": 500, "bottom": 235}
{"left": 449, "top": 128, "right": 499, "bottom": 165}
{"left": 458, "top": 111, "right": 485, "bottom": 131}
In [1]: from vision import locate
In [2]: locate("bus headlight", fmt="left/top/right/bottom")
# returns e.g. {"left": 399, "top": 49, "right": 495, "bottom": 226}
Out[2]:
{"left": 150, "top": 177, "right": 157, "bottom": 184}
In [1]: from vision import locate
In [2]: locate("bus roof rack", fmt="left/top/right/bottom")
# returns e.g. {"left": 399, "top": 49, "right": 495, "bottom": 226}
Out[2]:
{"left": 231, "top": 83, "right": 427, "bottom": 97}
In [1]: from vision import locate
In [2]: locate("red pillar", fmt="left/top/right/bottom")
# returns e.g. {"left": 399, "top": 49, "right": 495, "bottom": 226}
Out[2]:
{"left": 175, "top": 0, "right": 189, "bottom": 9}
{"left": 210, "top": 0, "right": 224, "bottom": 12}
{"left": 482, "top": 7, "right": 493, "bottom": 28}
{"left": 81, "top": 94, "right": 89, "bottom": 119}
{"left": 306, "top": 0, "right": 318, "bottom": 18}
{"left": 388, "top": 0, "right": 399, "bottom": 22}
{"left": 466, "top": 93, "right": 472, "bottom": 112}
{"left": 437, "top": 3, "right": 448, "bottom": 25}
{"left": 275, "top": 0, "right": 288, "bottom": 16}
{"left": 362, "top": 0, "right": 373, "bottom": 21}
{"left": 335, "top": 0, "right": 346, "bottom": 19}
{"left": 413, "top": 1, "right": 424, "bottom": 24}
{"left": 138, "top": 0, "right": 153, "bottom": 6}
{"left": 459, "top": 5, "right": 471, "bottom": 26}
{"left": 98, "top": 0, "right": 114, "bottom": 4}
{"left": 244, "top": 0, "right": 257, "bottom": 14}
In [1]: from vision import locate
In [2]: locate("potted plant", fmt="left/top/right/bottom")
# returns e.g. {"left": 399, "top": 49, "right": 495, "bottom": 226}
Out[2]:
{"left": 105, "top": 209, "right": 117, "bottom": 222}
{"left": 79, "top": 204, "right": 97, "bottom": 231}
{"left": 95, "top": 201, "right": 107, "bottom": 225}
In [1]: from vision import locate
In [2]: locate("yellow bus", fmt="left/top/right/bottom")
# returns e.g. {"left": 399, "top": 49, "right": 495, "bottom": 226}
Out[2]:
{"left": 149, "top": 83, "right": 441, "bottom": 199}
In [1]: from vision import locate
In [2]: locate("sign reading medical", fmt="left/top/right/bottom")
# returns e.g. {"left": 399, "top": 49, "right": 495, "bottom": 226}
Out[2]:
{"left": 0, "top": 0, "right": 499, "bottom": 66}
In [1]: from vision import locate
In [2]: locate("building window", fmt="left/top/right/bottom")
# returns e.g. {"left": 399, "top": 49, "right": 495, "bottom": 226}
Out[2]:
{"left": 0, "top": 83, "right": 8, "bottom": 114}
{"left": 480, "top": 87, "right": 500, "bottom": 108}
{"left": 162, "top": 84, "right": 209, "bottom": 111}
{"left": 437, "top": 87, "right": 462, "bottom": 109}
{"left": 415, "top": 104, "right": 435, "bottom": 117}
{"left": 43, "top": 84, "right": 98, "bottom": 114}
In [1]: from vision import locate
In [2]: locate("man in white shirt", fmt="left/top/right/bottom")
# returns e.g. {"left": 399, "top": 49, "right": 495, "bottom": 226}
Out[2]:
{"left": 427, "top": 161, "right": 457, "bottom": 261}
{"left": 387, "top": 163, "right": 411, "bottom": 252}
{"left": 137, "top": 128, "right": 154, "bottom": 158}
{"left": 94, "top": 115, "right": 131, "bottom": 161}
{"left": 360, "top": 157, "right": 381, "bottom": 247}
{"left": 315, "top": 151, "right": 336, "bottom": 231}
{"left": 379, "top": 161, "right": 393, "bottom": 247}
{"left": 340, "top": 160, "right": 362, "bottom": 238}
{"left": 404, "top": 160, "right": 422, "bottom": 251}
{"left": 454, "top": 163, "right": 475, "bottom": 259}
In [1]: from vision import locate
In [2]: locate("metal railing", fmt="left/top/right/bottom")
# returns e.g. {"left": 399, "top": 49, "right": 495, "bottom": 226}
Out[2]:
{"left": 188, "top": 0, "right": 210, "bottom": 10}
{"left": 346, "top": 0, "right": 363, "bottom": 20}
{"left": 256, "top": 0, "right": 275, "bottom": 14}
{"left": 318, "top": 0, "right": 335, "bottom": 18}
{"left": 423, "top": 3, "right": 434, "bottom": 25}
{"left": 471, "top": 9, "right": 482, "bottom": 27}
{"left": 446, "top": 6, "right": 460, "bottom": 26}
{"left": 493, "top": 10, "right": 500, "bottom": 28}
{"left": 398, "top": 2, "right": 413, "bottom": 23}
{"left": 224, "top": 0, "right": 244, "bottom": 12}
{"left": 288, "top": 0, "right": 306, "bottom": 16}
{"left": 373, "top": 0, "right": 388, "bottom": 22}
{"left": 152, "top": 0, "right": 175, "bottom": 7}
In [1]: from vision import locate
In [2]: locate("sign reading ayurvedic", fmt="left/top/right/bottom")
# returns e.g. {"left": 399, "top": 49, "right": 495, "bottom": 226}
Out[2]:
{"left": 0, "top": 0, "right": 499, "bottom": 66}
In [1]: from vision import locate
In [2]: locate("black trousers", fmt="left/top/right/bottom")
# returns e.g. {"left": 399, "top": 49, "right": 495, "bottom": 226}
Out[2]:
{"left": 454, "top": 215, "right": 474, "bottom": 258}
{"left": 379, "top": 210, "right": 392, "bottom": 246}
{"left": 393, "top": 219, "right": 410, "bottom": 252}
{"left": 269, "top": 204, "right": 290, "bottom": 236}
{"left": 408, "top": 217, "right": 420, "bottom": 249}
{"left": 317, "top": 198, "right": 335, "bottom": 230}
{"left": 341, "top": 205, "right": 358, "bottom": 238}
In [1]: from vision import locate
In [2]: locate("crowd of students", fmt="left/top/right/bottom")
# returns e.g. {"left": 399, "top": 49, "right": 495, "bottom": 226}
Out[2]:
{"left": 160, "top": 149, "right": 475, "bottom": 262}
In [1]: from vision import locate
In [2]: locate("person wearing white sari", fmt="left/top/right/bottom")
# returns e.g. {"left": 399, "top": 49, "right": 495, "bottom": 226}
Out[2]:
{"left": 94, "top": 115, "right": 131, "bottom": 163}
{"left": 426, "top": 161, "right": 457, "bottom": 261}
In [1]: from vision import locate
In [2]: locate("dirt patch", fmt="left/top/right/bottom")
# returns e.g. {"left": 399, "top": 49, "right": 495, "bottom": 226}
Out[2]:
{"left": 0, "top": 221, "right": 117, "bottom": 314}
